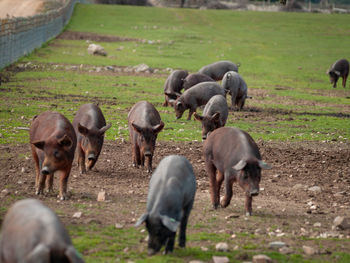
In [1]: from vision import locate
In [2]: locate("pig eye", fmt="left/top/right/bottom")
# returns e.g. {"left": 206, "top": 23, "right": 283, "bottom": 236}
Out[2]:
{"left": 54, "top": 151, "right": 61, "bottom": 159}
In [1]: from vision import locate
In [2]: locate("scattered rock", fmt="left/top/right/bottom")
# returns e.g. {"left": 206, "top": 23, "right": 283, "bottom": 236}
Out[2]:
{"left": 85, "top": 218, "right": 102, "bottom": 224}
{"left": 21, "top": 167, "right": 26, "bottom": 173}
{"left": 73, "top": 212, "right": 82, "bottom": 218}
{"left": 1, "top": 189, "right": 10, "bottom": 198}
{"left": 252, "top": 254, "right": 272, "bottom": 263}
{"left": 308, "top": 186, "right": 321, "bottom": 193}
{"left": 313, "top": 222, "right": 321, "bottom": 227}
{"left": 225, "top": 213, "right": 239, "bottom": 219}
{"left": 293, "top": 183, "right": 307, "bottom": 190}
{"left": 333, "top": 216, "right": 350, "bottom": 230}
{"left": 201, "top": 246, "right": 208, "bottom": 251}
{"left": 87, "top": 44, "right": 107, "bottom": 56}
{"left": 268, "top": 241, "right": 286, "bottom": 249}
{"left": 133, "top": 63, "right": 153, "bottom": 73}
{"left": 303, "top": 245, "right": 317, "bottom": 255}
{"left": 279, "top": 246, "right": 293, "bottom": 254}
{"left": 115, "top": 223, "right": 124, "bottom": 229}
{"left": 215, "top": 242, "right": 229, "bottom": 252}
{"left": 97, "top": 191, "right": 106, "bottom": 201}
{"left": 212, "top": 256, "right": 229, "bottom": 263}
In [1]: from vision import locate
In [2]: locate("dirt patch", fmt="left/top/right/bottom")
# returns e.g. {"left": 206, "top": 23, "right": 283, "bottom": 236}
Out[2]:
{"left": 57, "top": 31, "right": 140, "bottom": 42}
{"left": 0, "top": 0, "right": 45, "bottom": 18}
{"left": 1, "top": 140, "right": 350, "bottom": 256}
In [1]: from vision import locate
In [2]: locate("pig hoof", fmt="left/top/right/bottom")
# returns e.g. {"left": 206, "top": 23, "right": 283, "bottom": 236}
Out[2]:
{"left": 35, "top": 190, "right": 41, "bottom": 195}
{"left": 246, "top": 212, "right": 252, "bottom": 216}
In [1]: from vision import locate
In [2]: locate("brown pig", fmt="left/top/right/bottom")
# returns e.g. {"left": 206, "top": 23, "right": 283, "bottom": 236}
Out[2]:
{"left": 29, "top": 111, "right": 77, "bottom": 200}
{"left": 128, "top": 101, "right": 164, "bottom": 173}
{"left": 203, "top": 127, "right": 271, "bottom": 216}
{"left": 72, "top": 103, "right": 111, "bottom": 174}
{"left": 0, "top": 198, "right": 85, "bottom": 263}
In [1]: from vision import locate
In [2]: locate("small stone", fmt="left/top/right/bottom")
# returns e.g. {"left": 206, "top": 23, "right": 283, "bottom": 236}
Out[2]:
{"left": 313, "top": 222, "right": 321, "bottom": 227}
{"left": 87, "top": 44, "right": 107, "bottom": 56}
{"left": 303, "top": 245, "right": 317, "bottom": 255}
{"left": 333, "top": 216, "right": 350, "bottom": 230}
{"left": 268, "top": 241, "right": 286, "bottom": 249}
{"left": 212, "top": 256, "right": 229, "bottom": 263}
{"left": 293, "top": 183, "right": 307, "bottom": 190}
{"left": 201, "top": 246, "right": 208, "bottom": 251}
{"left": 252, "top": 254, "right": 272, "bottom": 263}
{"left": 1, "top": 189, "right": 10, "bottom": 198}
{"left": 73, "top": 212, "right": 82, "bottom": 218}
{"left": 225, "top": 213, "right": 239, "bottom": 219}
{"left": 215, "top": 242, "right": 229, "bottom": 252}
{"left": 308, "top": 186, "right": 321, "bottom": 193}
{"left": 279, "top": 246, "right": 293, "bottom": 254}
{"left": 115, "top": 223, "right": 124, "bottom": 229}
{"left": 21, "top": 167, "right": 26, "bottom": 173}
{"left": 85, "top": 218, "right": 102, "bottom": 224}
{"left": 97, "top": 191, "right": 106, "bottom": 201}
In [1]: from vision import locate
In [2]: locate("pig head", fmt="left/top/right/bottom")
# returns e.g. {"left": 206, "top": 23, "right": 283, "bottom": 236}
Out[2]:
{"left": 194, "top": 112, "right": 221, "bottom": 140}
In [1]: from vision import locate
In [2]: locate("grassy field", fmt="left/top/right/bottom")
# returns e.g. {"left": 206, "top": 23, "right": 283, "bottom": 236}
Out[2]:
{"left": 1, "top": 4, "right": 350, "bottom": 263}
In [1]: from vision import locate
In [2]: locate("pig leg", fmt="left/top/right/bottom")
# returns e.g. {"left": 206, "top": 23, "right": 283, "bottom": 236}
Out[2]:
{"left": 164, "top": 232, "right": 176, "bottom": 254}
{"left": 45, "top": 173, "right": 54, "bottom": 193}
{"left": 216, "top": 171, "right": 224, "bottom": 200}
{"left": 31, "top": 148, "right": 41, "bottom": 194}
{"left": 220, "top": 171, "right": 235, "bottom": 208}
{"left": 57, "top": 168, "right": 71, "bottom": 200}
{"left": 78, "top": 147, "right": 86, "bottom": 174}
{"left": 179, "top": 202, "right": 193, "bottom": 248}
{"left": 206, "top": 161, "right": 219, "bottom": 209}
{"left": 26, "top": 243, "right": 50, "bottom": 263}
{"left": 237, "top": 97, "right": 246, "bottom": 111}
{"left": 187, "top": 108, "right": 196, "bottom": 121}
{"left": 146, "top": 156, "right": 152, "bottom": 173}
{"left": 343, "top": 74, "right": 348, "bottom": 88}
{"left": 245, "top": 195, "right": 253, "bottom": 216}
{"left": 163, "top": 95, "right": 168, "bottom": 107}
{"left": 37, "top": 173, "right": 46, "bottom": 195}
{"left": 132, "top": 145, "right": 141, "bottom": 167}
{"left": 231, "top": 93, "right": 237, "bottom": 110}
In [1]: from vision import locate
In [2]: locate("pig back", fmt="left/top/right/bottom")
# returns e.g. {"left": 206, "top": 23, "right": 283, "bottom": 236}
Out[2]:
{"left": 203, "top": 95, "right": 228, "bottom": 124}
{"left": 0, "top": 199, "right": 73, "bottom": 261}
{"left": 199, "top": 61, "right": 239, "bottom": 80}
{"left": 164, "top": 70, "right": 188, "bottom": 94}
{"left": 128, "top": 101, "right": 162, "bottom": 128}
{"left": 183, "top": 73, "right": 215, "bottom": 90}
{"left": 184, "top": 82, "right": 225, "bottom": 106}
{"left": 332, "top": 59, "right": 349, "bottom": 74}
{"left": 146, "top": 155, "right": 196, "bottom": 217}
{"left": 73, "top": 103, "right": 107, "bottom": 131}
{"left": 204, "top": 127, "right": 261, "bottom": 171}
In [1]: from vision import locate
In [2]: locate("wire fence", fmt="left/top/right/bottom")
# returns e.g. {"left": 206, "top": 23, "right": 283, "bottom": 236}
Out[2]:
{"left": 0, "top": 0, "right": 83, "bottom": 70}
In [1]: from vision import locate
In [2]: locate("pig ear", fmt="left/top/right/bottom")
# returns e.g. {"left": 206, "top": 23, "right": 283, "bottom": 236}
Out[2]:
{"left": 176, "top": 101, "right": 182, "bottom": 107}
{"left": 26, "top": 243, "right": 50, "bottom": 263}
{"left": 58, "top": 135, "right": 73, "bottom": 149}
{"left": 78, "top": 123, "right": 89, "bottom": 136}
{"left": 135, "top": 213, "right": 148, "bottom": 227}
{"left": 194, "top": 112, "right": 203, "bottom": 121}
{"left": 212, "top": 112, "right": 221, "bottom": 123}
{"left": 334, "top": 70, "right": 341, "bottom": 76}
{"left": 153, "top": 121, "right": 164, "bottom": 134}
{"left": 65, "top": 245, "right": 85, "bottom": 263}
{"left": 131, "top": 122, "right": 143, "bottom": 134}
{"left": 233, "top": 160, "right": 247, "bottom": 171}
{"left": 164, "top": 92, "right": 173, "bottom": 96}
{"left": 99, "top": 123, "right": 112, "bottom": 135}
{"left": 32, "top": 140, "right": 45, "bottom": 150}
{"left": 160, "top": 215, "right": 180, "bottom": 233}
{"left": 258, "top": 160, "right": 272, "bottom": 170}
{"left": 174, "top": 92, "right": 181, "bottom": 98}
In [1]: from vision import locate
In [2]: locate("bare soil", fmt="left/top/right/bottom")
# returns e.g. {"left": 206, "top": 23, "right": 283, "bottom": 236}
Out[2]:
{"left": 1, "top": 139, "right": 350, "bottom": 256}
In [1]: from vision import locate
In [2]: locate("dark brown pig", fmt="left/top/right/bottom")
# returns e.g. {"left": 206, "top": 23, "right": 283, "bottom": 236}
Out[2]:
{"left": 72, "top": 103, "right": 111, "bottom": 174}
{"left": 174, "top": 81, "right": 226, "bottom": 120}
{"left": 327, "top": 59, "right": 349, "bottom": 88}
{"left": 198, "top": 60, "right": 239, "bottom": 81}
{"left": 0, "top": 198, "right": 84, "bottom": 263}
{"left": 30, "top": 111, "right": 76, "bottom": 200}
{"left": 182, "top": 73, "right": 215, "bottom": 91}
{"left": 194, "top": 95, "right": 228, "bottom": 140}
{"left": 128, "top": 101, "right": 164, "bottom": 173}
{"left": 163, "top": 70, "right": 188, "bottom": 106}
{"left": 203, "top": 127, "right": 271, "bottom": 216}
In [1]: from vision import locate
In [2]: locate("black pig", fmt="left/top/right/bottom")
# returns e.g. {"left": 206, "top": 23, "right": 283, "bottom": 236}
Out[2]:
{"left": 163, "top": 70, "right": 188, "bottom": 106}
{"left": 327, "top": 59, "right": 349, "bottom": 88}
{"left": 135, "top": 155, "right": 196, "bottom": 255}
{"left": 198, "top": 60, "right": 239, "bottom": 81}
{"left": 182, "top": 73, "right": 215, "bottom": 91}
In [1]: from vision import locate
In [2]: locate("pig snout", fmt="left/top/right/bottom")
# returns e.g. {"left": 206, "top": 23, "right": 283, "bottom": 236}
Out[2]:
{"left": 202, "top": 134, "right": 207, "bottom": 140}
{"left": 249, "top": 188, "right": 259, "bottom": 197}
{"left": 87, "top": 153, "right": 96, "bottom": 161}
{"left": 144, "top": 151, "right": 152, "bottom": 157}
{"left": 41, "top": 166, "right": 50, "bottom": 175}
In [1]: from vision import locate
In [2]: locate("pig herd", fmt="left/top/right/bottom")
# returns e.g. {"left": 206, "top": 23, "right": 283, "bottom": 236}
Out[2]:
{"left": 0, "top": 58, "right": 348, "bottom": 262}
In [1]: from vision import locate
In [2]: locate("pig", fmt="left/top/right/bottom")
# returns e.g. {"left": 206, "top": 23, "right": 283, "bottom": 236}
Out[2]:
{"left": 135, "top": 155, "right": 196, "bottom": 255}
{"left": 0, "top": 198, "right": 84, "bottom": 263}
{"left": 72, "top": 103, "right": 111, "bottom": 174}
{"left": 174, "top": 81, "right": 226, "bottom": 120}
{"left": 194, "top": 95, "right": 228, "bottom": 140}
{"left": 198, "top": 60, "right": 239, "bottom": 81}
{"left": 203, "top": 127, "right": 271, "bottom": 216}
{"left": 128, "top": 101, "right": 164, "bottom": 173}
{"left": 327, "top": 59, "right": 349, "bottom": 88}
{"left": 29, "top": 111, "right": 77, "bottom": 200}
{"left": 182, "top": 73, "right": 215, "bottom": 91}
{"left": 222, "top": 71, "right": 249, "bottom": 110}
{"left": 163, "top": 70, "right": 188, "bottom": 106}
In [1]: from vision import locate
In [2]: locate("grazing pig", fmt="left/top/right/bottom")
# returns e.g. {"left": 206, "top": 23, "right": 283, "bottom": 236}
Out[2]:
{"left": 0, "top": 199, "right": 84, "bottom": 263}
{"left": 174, "top": 81, "right": 226, "bottom": 120}
{"left": 327, "top": 59, "right": 349, "bottom": 88}
{"left": 30, "top": 111, "right": 76, "bottom": 200}
{"left": 198, "top": 60, "right": 239, "bottom": 81}
{"left": 203, "top": 127, "right": 271, "bottom": 216}
{"left": 163, "top": 70, "right": 188, "bottom": 106}
{"left": 135, "top": 155, "right": 196, "bottom": 255}
{"left": 182, "top": 73, "right": 215, "bottom": 91}
{"left": 128, "top": 101, "right": 164, "bottom": 173}
{"left": 72, "top": 103, "right": 111, "bottom": 174}
{"left": 222, "top": 71, "right": 249, "bottom": 110}
{"left": 194, "top": 95, "right": 228, "bottom": 140}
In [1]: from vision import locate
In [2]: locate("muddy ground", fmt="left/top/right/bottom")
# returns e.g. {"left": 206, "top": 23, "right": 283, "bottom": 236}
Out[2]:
{"left": 1, "top": 138, "right": 350, "bottom": 258}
